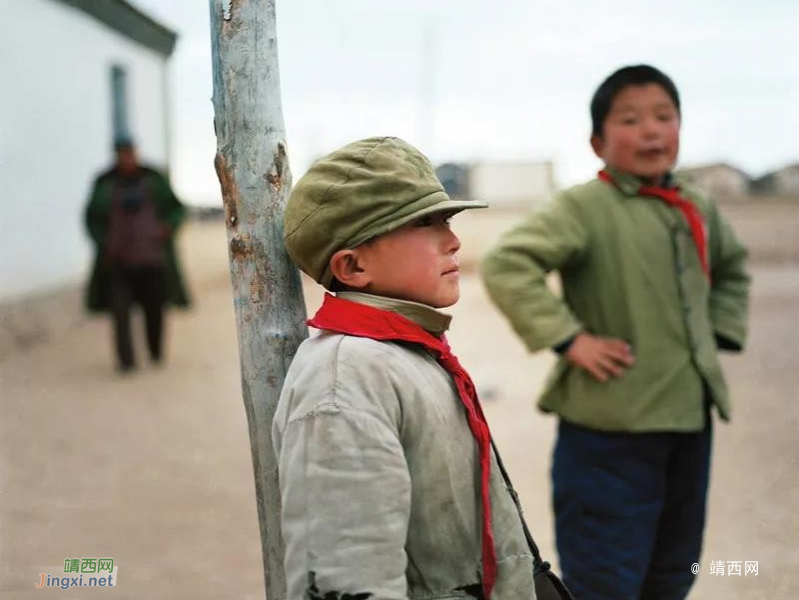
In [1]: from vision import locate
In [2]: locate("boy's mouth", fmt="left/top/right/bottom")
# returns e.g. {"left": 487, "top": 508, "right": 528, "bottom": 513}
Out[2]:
{"left": 637, "top": 148, "right": 665, "bottom": 160}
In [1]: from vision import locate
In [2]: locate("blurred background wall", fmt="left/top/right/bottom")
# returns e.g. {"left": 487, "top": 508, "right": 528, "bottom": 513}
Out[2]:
{"left": 0, "top": 0, "right": 176, "bottom": 355}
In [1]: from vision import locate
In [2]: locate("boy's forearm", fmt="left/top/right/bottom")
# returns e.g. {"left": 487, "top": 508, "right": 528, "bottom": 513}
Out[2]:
{"left": 708, "top": 205, "right": 751, "bottom": 350}
{"left": 710, "top": 297, "right": 749, "bottom": 350}
{"left": 481, "top": 198, "right": 588, "bottom": 353}
{"left": 481, "top": 249, "right": 583, "bottom": 353}
{"left": 709, "top": 264, "right": 749, "bottom": 349}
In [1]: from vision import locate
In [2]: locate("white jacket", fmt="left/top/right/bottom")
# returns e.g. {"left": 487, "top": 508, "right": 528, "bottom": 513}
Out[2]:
{"left": 273, "top": 293, "right": 537, "bottom": 600}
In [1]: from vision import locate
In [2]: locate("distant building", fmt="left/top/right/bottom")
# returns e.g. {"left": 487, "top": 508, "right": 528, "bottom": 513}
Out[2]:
{"left": 751, "top": 164, "right": 799, "bottom": 198}
{"left": 436, "top": 163, "right": 471, "bottom": 199}
{"left": 0, "top": 0, "right": 177, "bottom": 302}
{"left": 436, "top": 160, "right": 556, "bottom": 209}
{"left": 0, "top": 0, "right": 176, "bottom": 357}
{"left": 677, "top": 163, "right": 750, "bottom": 200}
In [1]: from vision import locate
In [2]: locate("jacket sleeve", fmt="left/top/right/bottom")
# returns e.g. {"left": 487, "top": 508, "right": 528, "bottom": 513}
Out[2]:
{"left": 707, "top": 202, "right": 751, "bottom": 350}
{"left": 150, "top": 170, "right": 186, "bottom": 231}
{"left": 480, "top": 194, "right": 588, "bottom": 353}
{"left": 84, "top": 177, "right": 108, "bottom": 245}
{"left": 273, "top": 356, "right": 411, "bottom": 600}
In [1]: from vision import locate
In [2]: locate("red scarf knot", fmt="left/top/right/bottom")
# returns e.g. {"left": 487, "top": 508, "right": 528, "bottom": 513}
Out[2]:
{"left": 599, "top": 169, "right": 710, "bottom": 278}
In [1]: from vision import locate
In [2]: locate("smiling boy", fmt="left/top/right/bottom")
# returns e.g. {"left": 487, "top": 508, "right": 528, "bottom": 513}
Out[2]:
{"left": 273, "top": 137, "right": 541, "bottom": 599}
{"left": 481, "top": 66, "right": 750, "bottom": 600}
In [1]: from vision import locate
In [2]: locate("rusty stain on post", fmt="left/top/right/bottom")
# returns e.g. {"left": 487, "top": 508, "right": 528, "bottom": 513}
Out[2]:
{"left": 215, "top": 152, "right": 240, "bottom": 229}
{"left": 249, "top": 278, "right": 264, "bottom": 304}
{"left": 265, "top": 173, "right": 282, "bottom": 192}
{"left": 265, "top": 142, "right": 288, "bottom": 192}
{"left": 229, "top": 234, "right": 253, "bottom": 260}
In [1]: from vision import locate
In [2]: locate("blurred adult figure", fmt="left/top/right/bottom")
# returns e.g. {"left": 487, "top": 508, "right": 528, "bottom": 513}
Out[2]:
{"left": 84, "top": 137, "right": 190, "bottom": 372}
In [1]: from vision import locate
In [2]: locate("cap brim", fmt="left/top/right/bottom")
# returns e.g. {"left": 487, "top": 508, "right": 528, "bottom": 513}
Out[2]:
{"left": 347, "top": 197, "right": 489, "bottom": 249}
{"left": 410, "top": 198, "right": 489, "bottom": 216}
{"left": 351, "top": 197, "right": 489, "bottom": 244}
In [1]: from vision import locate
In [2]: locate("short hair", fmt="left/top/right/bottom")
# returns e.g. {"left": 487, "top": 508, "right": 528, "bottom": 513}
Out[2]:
{"left": 590, "top": 65, "right": 681, "bottom": 137}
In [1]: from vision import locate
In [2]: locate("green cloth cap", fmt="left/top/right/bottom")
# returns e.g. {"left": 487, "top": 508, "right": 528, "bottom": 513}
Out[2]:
{"left": 284, "top": 136, "right": 487, "bottom": 288}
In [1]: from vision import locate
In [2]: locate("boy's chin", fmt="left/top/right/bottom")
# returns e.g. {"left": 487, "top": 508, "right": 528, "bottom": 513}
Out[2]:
{"left": 430, "top": 298, "right": 459, "bottom": 309}
{"left": 631, "top": 163, "right": 675, "bottom": 183}
{"left": 428, "top": 291, "right": 460, "bottom": 309}
{"left": 621, "top": 167, "right": 670, "bottom": 185}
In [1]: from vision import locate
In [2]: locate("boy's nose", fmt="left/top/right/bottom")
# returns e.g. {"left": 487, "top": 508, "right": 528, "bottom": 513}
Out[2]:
{"left": 641, "top": 118, "right": 660, "bottom": 137}
{"left": 445, "top": 228, "right": 461, "bottom": 254}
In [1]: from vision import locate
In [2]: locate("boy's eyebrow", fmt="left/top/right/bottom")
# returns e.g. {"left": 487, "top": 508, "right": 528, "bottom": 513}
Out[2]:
{"left": 609, "top": 101, "right": 638, "bottom": 111}
{"left": 610, "top": 105, "right": 639, "bottom": 115}
{"left": 611, "top": 101, "right": 676, "bottom": 113}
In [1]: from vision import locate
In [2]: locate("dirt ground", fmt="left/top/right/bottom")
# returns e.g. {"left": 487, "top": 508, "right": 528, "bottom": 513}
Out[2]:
{"left": 2, "top": 202, "right": 798, "bottom": 599}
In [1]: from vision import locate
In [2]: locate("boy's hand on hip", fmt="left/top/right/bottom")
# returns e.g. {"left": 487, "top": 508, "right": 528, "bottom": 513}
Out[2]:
{"left": 565, "top": 332, "right": 635, "bottom": 382}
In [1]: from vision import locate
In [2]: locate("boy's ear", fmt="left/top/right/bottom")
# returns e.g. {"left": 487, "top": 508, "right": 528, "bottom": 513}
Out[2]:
{"left": 590, "top": 134, "right": 604, "bottom": 159}
{"left": 328, "top": 249, "right": 371, "bottom": 289}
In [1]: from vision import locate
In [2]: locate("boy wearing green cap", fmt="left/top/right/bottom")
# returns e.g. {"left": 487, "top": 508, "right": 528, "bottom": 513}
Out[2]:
{"left": 481, "top": 65, "right": 750, "bottom": 600}
{"left": 273, "top": 137, "right": 539, "bottom": 599}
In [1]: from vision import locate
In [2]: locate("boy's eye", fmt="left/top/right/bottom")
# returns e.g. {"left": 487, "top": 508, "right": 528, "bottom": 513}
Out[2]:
{"left": 656, "top": 113, "right": 675, "bottom": 122}
{"left": 414, "top": 214, "right": 453, "bottom": 227}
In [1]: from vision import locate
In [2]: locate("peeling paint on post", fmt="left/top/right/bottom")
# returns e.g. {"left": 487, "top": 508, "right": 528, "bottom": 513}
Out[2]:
{"left": 209, "top": 2, "right": 308, "bottom": 599}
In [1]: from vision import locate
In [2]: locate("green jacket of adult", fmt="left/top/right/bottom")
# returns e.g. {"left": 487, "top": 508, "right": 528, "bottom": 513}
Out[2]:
{"left": 84, "top": 166, "right": 191, "bottom": 313}
{"left": 481, "top": 168, "right": 751, "bottom": 433}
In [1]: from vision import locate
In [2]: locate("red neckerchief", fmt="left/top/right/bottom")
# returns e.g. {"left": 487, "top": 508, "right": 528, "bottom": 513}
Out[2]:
{"left": 308, "top": 293, "right": 498, "bottom": 599}
{"left": 598, "top": 169, "right": 710, "bottom": 278}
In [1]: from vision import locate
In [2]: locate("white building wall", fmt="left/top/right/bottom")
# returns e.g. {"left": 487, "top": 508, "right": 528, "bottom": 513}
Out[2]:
{"left": 0, "top": 0, "right": 170, "bottom": 300}
{"left": 775, "top": 166, "right": 799, "bottom": 197}
{"left": 468, "top": 161, "right": 555, "bottom": 208}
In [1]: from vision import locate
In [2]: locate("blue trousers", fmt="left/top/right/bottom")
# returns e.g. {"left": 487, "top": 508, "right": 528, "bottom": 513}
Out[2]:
{"left": 552, "top": 417, "right": 712, "bottom": 600}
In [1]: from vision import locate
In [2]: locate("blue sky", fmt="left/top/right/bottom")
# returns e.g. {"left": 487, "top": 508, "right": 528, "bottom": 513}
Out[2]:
{"left": 131, "top": 0, "right": 799, "bottom": 205}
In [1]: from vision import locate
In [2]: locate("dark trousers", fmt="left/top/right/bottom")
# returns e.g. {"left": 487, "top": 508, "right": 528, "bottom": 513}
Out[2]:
{"left": 109, "top": 267, "right": 167, "bottom": 369}
{"left": 552, "top": 416, "right": 712, "bottom": 600}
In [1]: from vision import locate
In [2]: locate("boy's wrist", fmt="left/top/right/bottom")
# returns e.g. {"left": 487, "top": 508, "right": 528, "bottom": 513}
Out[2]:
{"left": 553, "top": 334, "right": 579, "bottom": 355}
{"left": 715, "top": 333, "right": 743, "bottom": 352}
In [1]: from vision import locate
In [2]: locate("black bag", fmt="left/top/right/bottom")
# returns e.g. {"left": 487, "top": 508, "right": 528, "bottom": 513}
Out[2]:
{"left": 490, "top": 440, "right": 575, "bottom": 600}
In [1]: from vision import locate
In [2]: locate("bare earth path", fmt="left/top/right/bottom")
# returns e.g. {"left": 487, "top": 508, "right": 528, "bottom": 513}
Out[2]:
{"left": 1, "top": 218, "right": 797, "bottom": 599}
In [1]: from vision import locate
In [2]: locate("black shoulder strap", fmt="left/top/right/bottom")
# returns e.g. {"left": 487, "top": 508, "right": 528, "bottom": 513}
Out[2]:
{"left": 491, "top": 438, "right": 576, "bottom": 600}
{"left": 490, "top": 438, "right": 549, "bottom": 572}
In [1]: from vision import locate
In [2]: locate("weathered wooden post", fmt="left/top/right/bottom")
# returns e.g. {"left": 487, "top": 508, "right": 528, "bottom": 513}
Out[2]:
{"left": 209, "top": 1, "right": 308, "bottom": 598}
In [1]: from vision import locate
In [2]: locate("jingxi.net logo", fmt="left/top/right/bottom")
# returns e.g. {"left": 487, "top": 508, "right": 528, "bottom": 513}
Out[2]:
{"left": 35, "top": 558, "right": 118, "bottom": 590}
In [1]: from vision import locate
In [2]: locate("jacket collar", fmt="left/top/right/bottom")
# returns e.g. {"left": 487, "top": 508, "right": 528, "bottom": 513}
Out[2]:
{"left": 602, "top": 165, "right": 675, "bottom": 197}
{"left": 336, "top": 291, "right": 452, "bottom": 335}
